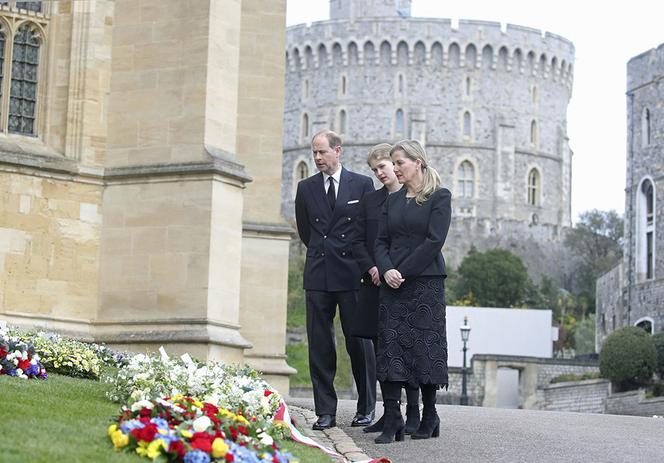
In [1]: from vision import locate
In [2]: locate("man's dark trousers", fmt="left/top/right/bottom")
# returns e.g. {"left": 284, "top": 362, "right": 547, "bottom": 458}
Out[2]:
{"left": 295, "top": 167, "right": 377, "bottom": 417}
{"left": 306, "top": 290, "right": 376, "bottom": 415}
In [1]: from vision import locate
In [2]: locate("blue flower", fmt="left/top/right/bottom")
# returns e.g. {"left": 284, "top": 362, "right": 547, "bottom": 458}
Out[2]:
{"left": 183, "top": 450, "right": 211, "bottom": 463}
{"left": 119, "top": 419, "right": 144, "bottom": 433}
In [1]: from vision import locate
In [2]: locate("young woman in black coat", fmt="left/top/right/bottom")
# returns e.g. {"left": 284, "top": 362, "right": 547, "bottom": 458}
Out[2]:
{"left": 352, "top": 143, "right": 421, "bottom": 435}
{"left": 373, "top": 140, "right": 452, "bottom": 444}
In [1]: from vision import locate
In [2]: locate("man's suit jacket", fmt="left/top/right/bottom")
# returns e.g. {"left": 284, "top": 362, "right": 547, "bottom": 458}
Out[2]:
{"left": 352, "top": 186, "right": 389, "bottom": 278}
{"left": 295, "top": 167, "right": 375, "bottom": 291}
{"left": 375, "top": 187, "right": 452, "bottom": 280}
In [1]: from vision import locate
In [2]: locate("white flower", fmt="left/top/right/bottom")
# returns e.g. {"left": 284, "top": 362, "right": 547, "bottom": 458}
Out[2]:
{"left": 131, "top": 400, "right": 154, "bottom": 411}
{"left": 192, "top": 416, "right": 212, "bottom": 432}
{"left": 258, "top": 432, "right": 273, "bottom": 446}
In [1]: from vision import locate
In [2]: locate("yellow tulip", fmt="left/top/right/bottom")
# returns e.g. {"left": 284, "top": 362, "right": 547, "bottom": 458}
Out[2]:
{"left": 211, "top": 438, "right": 229, "bottom": 458}
{"left": 107, "top": 424, "right": 118, "bottom": 437}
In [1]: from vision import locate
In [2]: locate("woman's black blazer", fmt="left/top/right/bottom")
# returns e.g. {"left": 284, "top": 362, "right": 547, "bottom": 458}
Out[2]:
{"left": 374, "top": 187, "right": 452, "bottom": 279}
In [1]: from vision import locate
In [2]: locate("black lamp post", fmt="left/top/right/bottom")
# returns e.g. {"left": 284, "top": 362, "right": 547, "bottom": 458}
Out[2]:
{"left": 460, "top": 315, "right": 471, "bottom": 406}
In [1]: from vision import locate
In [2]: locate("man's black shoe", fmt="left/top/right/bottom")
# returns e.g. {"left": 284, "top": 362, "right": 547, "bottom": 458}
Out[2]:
{"left": 312, "top": 415, "right": 336, "bottom": 430}
{"left": 351, "top": 410, "right": 375, "bottom": 427}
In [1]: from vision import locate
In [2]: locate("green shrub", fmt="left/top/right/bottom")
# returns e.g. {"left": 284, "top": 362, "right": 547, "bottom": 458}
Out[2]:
{"left": 652, "top": 331, "right": 664, "bottom": 378}
{"left": 550, "top": 372, "right": 601, "bottom": 384}
{"left": 650, "top": 380, "right": 664, "bottom": 398}
{"left": 599, "top": 326, "right": 657, "bottom": 391}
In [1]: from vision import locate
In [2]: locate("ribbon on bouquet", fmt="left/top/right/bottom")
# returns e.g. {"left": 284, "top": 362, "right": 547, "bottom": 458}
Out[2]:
{"left": 273, "top": 402, "right": 390, "bottom": 463}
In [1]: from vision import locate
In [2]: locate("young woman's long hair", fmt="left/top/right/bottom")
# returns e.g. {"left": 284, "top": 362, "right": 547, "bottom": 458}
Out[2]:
{"left": 390, "top": 139, "right": 441, "bottom": 204}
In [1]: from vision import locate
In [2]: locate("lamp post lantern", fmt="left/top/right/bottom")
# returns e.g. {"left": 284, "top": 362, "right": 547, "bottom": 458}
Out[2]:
{"left": 460, "top": 315, "right": 471, "bottom": 406}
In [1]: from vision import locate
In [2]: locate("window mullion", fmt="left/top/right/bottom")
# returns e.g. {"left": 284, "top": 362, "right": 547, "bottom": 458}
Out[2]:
{"left": 1, "top": 23, "right": 12, "bottom": 133}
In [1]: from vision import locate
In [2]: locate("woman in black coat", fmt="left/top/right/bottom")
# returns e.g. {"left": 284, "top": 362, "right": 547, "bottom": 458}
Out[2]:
{"left": 373, "top": 140, "right": 452, "bottom": 444}
{"left": 352, "top": 143, "right": 420, "bottom": 435}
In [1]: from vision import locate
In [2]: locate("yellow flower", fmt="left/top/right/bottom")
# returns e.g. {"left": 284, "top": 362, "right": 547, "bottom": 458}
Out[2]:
{"left": 192, "top": 400, "right": 204, "bottom": 408}
{"left": 236, "top": 415, "right": 249, "bottom": 425}
{"left": 136, "top": 440, "right": 149, "bottom": 456}
{"left": 110, "top": 430, "right": 129, "bottom": 449}
{"left": 181, "top": 429, "right": 193, "bottom": 438}
{"left": 107, "top": 424, "right": 118, "bottom": 437}
{"left": 147, "top": 440, "right": 165, "bottom": 460}
{"left": 211, "top": 438, "right": 229, "bottom": 458}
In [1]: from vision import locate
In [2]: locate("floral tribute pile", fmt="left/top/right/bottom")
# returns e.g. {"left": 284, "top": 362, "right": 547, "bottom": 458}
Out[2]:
{"left": 9, "top": 328, "right": 127, "bottom": 379}
{"left": 108, "top": 394, "right": 296, "bottom": 463}
{"left": 0, "top": 329, "right": 47, "bottom": 379}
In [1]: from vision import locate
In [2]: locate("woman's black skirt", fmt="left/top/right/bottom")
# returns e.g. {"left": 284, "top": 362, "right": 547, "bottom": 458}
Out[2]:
{"left": 376, "top": 276, "right": 448, "bottom": 389}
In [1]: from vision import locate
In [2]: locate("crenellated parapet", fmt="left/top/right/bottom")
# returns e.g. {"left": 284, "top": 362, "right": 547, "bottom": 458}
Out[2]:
{"left": 286, "top": 18, "right": 574, "bottom": 91}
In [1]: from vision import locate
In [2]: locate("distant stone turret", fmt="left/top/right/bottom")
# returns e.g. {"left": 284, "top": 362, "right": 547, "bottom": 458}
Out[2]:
{"left": 330, "top": 0, "right": 411, "bottom": 19}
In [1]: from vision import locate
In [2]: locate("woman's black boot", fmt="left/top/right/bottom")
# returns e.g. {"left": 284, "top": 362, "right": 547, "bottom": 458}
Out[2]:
{"left": 411, "top": 384, "right": 439, "bottom": 440}
{"left": 374, "top": 381, "right": 405, "bottom": 444}
{"left": 363, "top": 414, "right": 384, "bottom": 433}
{"left": 404, "top": 385, "right": 420, "bottom": 435}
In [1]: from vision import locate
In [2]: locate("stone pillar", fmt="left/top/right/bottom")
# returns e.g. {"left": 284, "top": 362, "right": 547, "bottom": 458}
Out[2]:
{"left": 235, "top": 0, "right": 296, "bottom": 394}
{"left": 494, "top": 117, "right": 516, "bottom": 220}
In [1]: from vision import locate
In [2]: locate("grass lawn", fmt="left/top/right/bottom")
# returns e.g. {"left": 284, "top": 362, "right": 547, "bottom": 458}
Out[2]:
{"left": 0, "top": 374, "right": 332, "bottom": 463}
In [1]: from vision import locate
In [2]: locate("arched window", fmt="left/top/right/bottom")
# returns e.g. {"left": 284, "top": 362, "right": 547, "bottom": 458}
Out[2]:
{"left": 635, "top": 317, "right": 654, "bottom": 334}
{"left": 9, "top": 24, "right": 41, "bottom": 135}
{"left": 338, "top": 109, "right": 347, "bottom": 134}
{"left": 638, "top": 179, "right": 655, "bottom": 280}
{"left": 463, "top": 111, "right": 471, "bottom": 139}
{"left": 457, "top": 160, "right": 474, "bottom": 198}
{"left": 296, "top": 161, "right": 309, "bottom": 182}
{"left": 301, "top": 113, "right": 309, "bottom": 141}
{"left": 530, "top": 120, "right": 538, "bottom": 147}
{"left": 395, "top": 108, "right": 404, "bottom": 135}
{"left": 642, "top": 108, "right": 651, "bottom": 148}
{"left": 527, "top": 169, "right": 540, "bottom": 206}
{"left": 16, "top": 2, "right": 42, "bottom": 12}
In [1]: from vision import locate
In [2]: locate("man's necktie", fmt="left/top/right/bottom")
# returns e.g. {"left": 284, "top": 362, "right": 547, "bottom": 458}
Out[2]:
{"left": 327, "top": 177, "right": 336, "bottom": 211}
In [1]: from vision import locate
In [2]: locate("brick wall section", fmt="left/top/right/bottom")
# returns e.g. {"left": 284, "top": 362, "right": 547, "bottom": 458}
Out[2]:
{"left": 539, "top": 379, "right": 609, "bottom": 413}
{"left": 605, "top": 390, "right": 664, "bottom": 417}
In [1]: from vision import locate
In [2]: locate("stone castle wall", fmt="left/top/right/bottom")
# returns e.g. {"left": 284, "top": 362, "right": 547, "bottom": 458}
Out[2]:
{"left": 282, "top": 16, "right": 575, "bottom": 278}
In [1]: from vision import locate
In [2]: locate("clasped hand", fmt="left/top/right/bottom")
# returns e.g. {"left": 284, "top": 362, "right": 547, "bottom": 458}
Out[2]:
{"left": 368, "top": 266, "right": 381, "bottom": 286}
{"left": 384, "top": 269, "right": 405, "bottom": 289}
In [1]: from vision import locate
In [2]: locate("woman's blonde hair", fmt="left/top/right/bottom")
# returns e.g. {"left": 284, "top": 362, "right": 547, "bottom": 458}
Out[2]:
{"left": 366, "top": 143, "right": 393, "bottom": 166}
{"left": 390, "top": 139, "right": 441, "bottom": 204}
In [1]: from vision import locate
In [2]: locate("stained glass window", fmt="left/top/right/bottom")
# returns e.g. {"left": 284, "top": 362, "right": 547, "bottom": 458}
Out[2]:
{"left": 9, "top": 25, "right": 40, "bottom": 135}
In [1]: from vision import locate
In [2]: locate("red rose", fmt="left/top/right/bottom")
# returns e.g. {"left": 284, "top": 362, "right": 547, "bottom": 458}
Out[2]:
{"left": 139, "top": 407, "right": 152, "bottom": 418}
{"left": 237, "top": 425, "right": 248, "bottom": 435}
{"left": 229, "top": 427, "right": 238, "bottom": 440}
{"left": 203, "top": 403, "right": 219, "bottom": 417}
{"left": 169, "top": 440, "right": 186, "bottom": 458}
{"left": 225, "top": 454, "right": 235, "bottom": 462}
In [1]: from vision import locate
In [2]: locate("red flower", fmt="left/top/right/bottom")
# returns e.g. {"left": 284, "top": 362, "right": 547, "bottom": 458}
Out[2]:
{"left": 238, "top": 425, "right": 248, "bottom": 435}
{"left": 190, "top": 432, "right": 213, "bottom": 453}
{"left": 263, "top": 390, "right": 273, "bottom": 397}
{"left": 169, "top": 440, "right": 186, "bottom": 458}
{"left": 225, "top": 454, "right": 235, "bottom": 462}
{"left": 0, "top": 347, "right": 7, "bottom": 358}
{"left": 139, "top": 407, "right": 152, "bottom": 418}
{"left": 17, "top": 359, "right": 31, "bottom": 371}
{"left": 130, "top": 423, "right": 158, "bottom": 442}
{"left": 229, "top": 426, "right": 238, "bottom": 441}
{"left": 203, "top": 403, "right": 219, "bottom": 417}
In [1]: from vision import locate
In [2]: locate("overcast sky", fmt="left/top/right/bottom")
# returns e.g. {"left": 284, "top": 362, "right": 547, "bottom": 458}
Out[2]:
{"left": 286, "top": 0, "right": 664, "bottom": 221}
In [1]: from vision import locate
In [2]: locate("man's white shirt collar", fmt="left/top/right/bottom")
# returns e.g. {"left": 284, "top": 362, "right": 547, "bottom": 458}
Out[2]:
{"left": 323, "top": 167, "right": 342, "bottom": 186}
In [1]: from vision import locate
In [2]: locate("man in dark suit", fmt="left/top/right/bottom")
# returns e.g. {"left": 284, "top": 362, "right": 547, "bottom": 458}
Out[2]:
{"left": 295, "top": 129, "right": 377, "bottom": 430}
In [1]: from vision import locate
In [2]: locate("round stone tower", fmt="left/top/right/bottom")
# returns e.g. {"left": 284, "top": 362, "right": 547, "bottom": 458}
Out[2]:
{"left": 282, "top": 0, "right": 576, "bottom": 281}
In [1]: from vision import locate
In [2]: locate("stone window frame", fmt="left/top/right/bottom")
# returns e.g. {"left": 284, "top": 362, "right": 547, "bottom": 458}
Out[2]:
{"left": 641, "top": 107, "right": 651, "bottom": 148}
{"left": 0, "top": 13, "right": 48, "bottom": 137}
{"left": 531, "top": 85, "right": 538, "bottom": 106}
{"left": 395, "top": 72, "right": 405, "bottom": 98}
{"left": 393, "top": 107, "right": 405, "bottom": 138}
{"left": 302, "top": 78, "right": 309, "bottom": 100}
{"left": 338, "top": 73, "right": 347, "bottom": 97}
{"left": 636, "top": 176, "right": 656, "bottom": 281}
{"left": 530, "top": 119, "right": 539, "bottom": 149}
{"left": 463, "top": 76, "right": 472, "bottom": 100}
{"left": 461, "top": 109, "right": 473, "bottom": 141}
{"left": 301, "top": 112, "right": 309, "bottom": 144}
{"left": 455, "top": 158, "right": 476, "bottom": 199}
{"left": 336, "top": 107, "right": 347, "bottom": 135}
{"left": 292, "top": 157, "right": 310, "bottom": 199}
{"left": 527, "top": 167, "right": 541, "bottom": 206}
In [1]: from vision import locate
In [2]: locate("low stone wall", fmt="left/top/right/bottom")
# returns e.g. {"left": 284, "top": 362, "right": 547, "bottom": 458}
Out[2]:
{"left": 605, "top": 390, "right": 664, "bottom": 417}
{"left": 537, "top": 379, "right": 610, "bottom": 413}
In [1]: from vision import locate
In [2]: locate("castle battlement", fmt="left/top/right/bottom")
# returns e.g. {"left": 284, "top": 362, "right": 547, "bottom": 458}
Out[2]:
{"left": 286, "top": 17, "right": 574, "bottom": 88}
{"left": 627, "top": 42, "right": 664, "bottom": 92}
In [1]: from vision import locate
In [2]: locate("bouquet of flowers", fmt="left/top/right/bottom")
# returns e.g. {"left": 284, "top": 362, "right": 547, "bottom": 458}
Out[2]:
{"left": 0, "top": 329, "right": 47, "bottom": 379}
{"left": 108, "top": 395, "right": 297, "bottom": 463}
{"left": 106, "top": 351, "right": 282, "bottom": 422}
{"left": 8, "top": 328, "right": 127, "bottom": 379}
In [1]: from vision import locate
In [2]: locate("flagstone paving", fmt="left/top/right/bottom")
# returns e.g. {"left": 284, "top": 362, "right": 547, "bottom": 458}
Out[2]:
{"left": 287, "top": 398, "right": 664, "bottom": 463}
